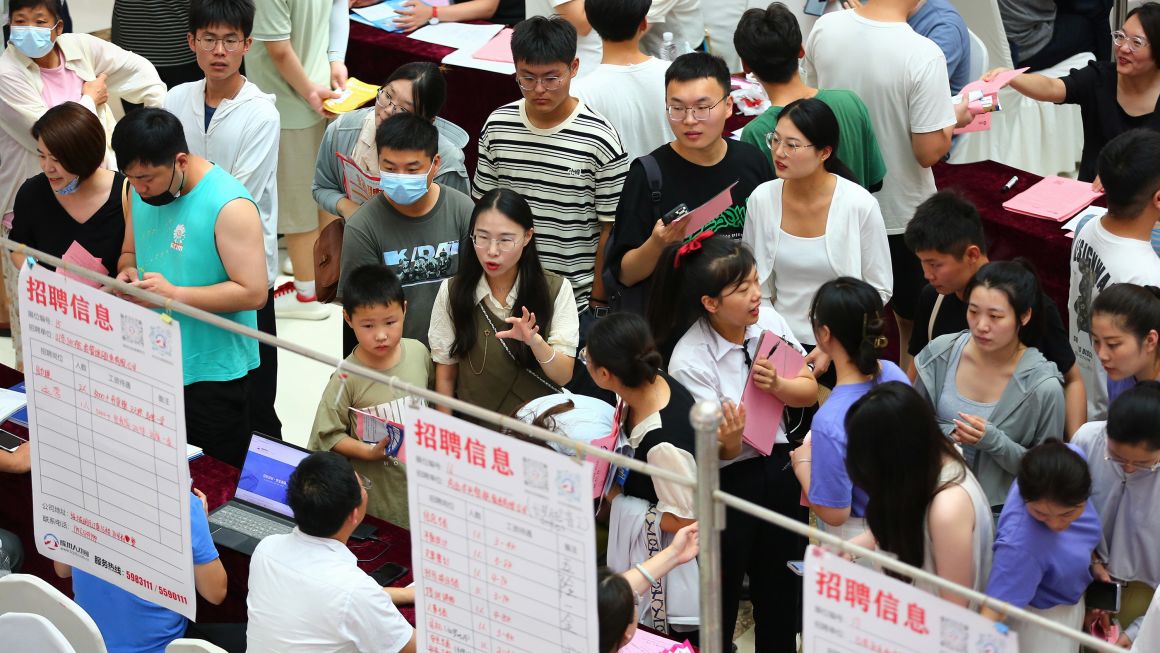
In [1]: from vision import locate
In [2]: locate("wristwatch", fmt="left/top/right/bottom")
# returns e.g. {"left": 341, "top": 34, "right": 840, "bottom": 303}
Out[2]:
{"left": 428, "top": 6, "right": 440, "bottom": 25}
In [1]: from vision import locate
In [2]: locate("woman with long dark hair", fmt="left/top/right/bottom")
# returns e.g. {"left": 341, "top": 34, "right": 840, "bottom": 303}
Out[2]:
{"left": 845, "top": 381, "right": 994, "bottom": 607}
{"left": 428, "top": 188, "right": 578, "bottom": 416}
{"left": 1091, "top": 283, "right": 1160, "bottom": 406}
{"left": 914, "top": 260, "right": 1065, "bottom": 509}
{"left": 742, "top": 97, "right": 892, "bottom": 381}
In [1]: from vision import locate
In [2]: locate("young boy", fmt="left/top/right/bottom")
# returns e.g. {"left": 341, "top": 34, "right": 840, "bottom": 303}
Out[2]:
{"left": 1068, "top": 129, "right": 1160, "bottom": 420}
{"left": 339, "top": 113, "right": 473, "bottom": 352}
{"left": 309, "top": 264, "right": 433, "bottom": 528}
{"left": 904, "top": 190, "right": 1086, "bottom": 435}
{"left": 474, "top": 16, "right": 628, "bottom": 320}
{"left": 572, "top": 0, "right": 673, "bottom": 161}
{"left": 166, "top": 0, "right": 283, "bottom": 438}
{"left": 605, "top": 52, "right": 773, "bottom": 313}
{"left": 734, "top": 3, "right": 885, "bottom": 191}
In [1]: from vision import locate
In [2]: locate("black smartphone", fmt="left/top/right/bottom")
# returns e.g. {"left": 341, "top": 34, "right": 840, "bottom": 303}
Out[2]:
{"left": 369, "top": 562, "right": 408, "bottom": 587}
{"left": 803, "top": 0, "right": 828, "bottom": 17}
{"left": 0, "top": 428, "right": 25, "bottom": 453}
{"left": 661, "top": 203, "right": 690, "bottom": 225}
{"left": 351, "top": 523, "right": 378, "bottom": 541}
{"left": 1085, "top": 581, "right": 1122, "bottom": 612}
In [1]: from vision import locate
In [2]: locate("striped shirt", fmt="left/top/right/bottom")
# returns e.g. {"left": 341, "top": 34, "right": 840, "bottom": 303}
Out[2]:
{"left": 473, "top": 99, "right": 629, "bottom": 311}
{"left": 111, "top": 0, "right": 197, "bottom": 67}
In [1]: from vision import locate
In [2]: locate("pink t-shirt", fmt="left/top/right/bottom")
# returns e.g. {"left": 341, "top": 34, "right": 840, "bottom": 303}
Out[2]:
{"left": 39, "top": 58, "right": 84, "bottom": 109}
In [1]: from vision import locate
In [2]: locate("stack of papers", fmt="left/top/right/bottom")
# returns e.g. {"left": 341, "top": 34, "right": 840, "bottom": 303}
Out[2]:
{"left": 186, "top": 444, "right": 204, "bottom": 461}
{"left": 0, "top": 387, "right": 27, "bottom": 425}
{"left": 5, "top": 382, "right": 27, "bottom": 427}
{"left": 473, "top": 27, "right": 513, "bottom": 63}
{"left": 1002, "top": 176, "right": 1103, "bottom": 222}
{"left": 351, "top": 1, "right": 407, "bottom": 33}
{"left": 406, "top": 21, "right": 515, "bottom": 73}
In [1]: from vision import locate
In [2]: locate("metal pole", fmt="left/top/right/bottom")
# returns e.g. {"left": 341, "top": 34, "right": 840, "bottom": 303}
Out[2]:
{"left": 690, "top": 400, "right": 723, "bottom": 653}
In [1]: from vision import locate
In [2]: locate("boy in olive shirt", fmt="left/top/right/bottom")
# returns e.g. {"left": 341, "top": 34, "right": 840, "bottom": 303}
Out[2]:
{"left": 309, "top": 264, "right": 432, "bottom": 528}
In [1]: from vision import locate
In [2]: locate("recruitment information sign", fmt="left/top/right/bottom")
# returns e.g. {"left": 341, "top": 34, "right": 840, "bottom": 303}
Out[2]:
{"left": 803, "top": 545, "right": 1019, "bottom": 653}
{"left": 20, "top": 263, "right": 195, "bottom": 619}
{"left": 406, "top": 406, "right": 599, "bottom": 653}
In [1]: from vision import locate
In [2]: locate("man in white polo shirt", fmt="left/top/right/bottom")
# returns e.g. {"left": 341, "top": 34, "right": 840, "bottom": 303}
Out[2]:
{"left": 246, "top": 451, "right": 416, "bottom": 653}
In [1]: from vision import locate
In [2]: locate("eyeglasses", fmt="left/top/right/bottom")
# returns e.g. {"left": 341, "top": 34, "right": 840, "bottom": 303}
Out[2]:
{"left": 357, "top": 474, "right": 373, "bottom": 491}
{"left": 194, "top": 35, "right": 245, "bottom": 52}
{"left": 515, "top": 74, "right": 565, "bottom": 92}
{"left": 1105, "top": 445, "right": 1160, "bottom": 473}
{"left": 1112, "top": 30, "right": 1150, "bottom": 52}
{"left": 376, "top": 88, "right": 409, "bottom": 114}
{"left": 470, "top": 233, "right": 522, "bottom": 252}
{"left": 578, "top": 346, "right": 589, "bottom": 367}
{"left": 765, "top": 133, "right": 817, "bottom": 154}
{"left": 667, "top": 95, "right": 728, "bottom": 122}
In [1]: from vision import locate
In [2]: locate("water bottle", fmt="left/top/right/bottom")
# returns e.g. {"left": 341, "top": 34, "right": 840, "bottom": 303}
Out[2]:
{"left": 659, "top": 32, "right": 677, "bottom": 61}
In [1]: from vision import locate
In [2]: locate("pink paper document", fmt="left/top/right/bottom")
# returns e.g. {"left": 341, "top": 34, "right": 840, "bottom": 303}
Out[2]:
{"left": 672, "top": 181, "right": 737, "bottom": 235}
{"left": 588, "top": 427, "right": 618, "bottom": 500}
{"left": 473, "top": 27, "right": 513, "bottom": 63}
{"left": 954, "top": 67, "right": 1028, "bottom": 134}
{"left": 1002, "top": 176, "right": 1103, "bottom": 222}
{"left": 620, "top": 628, "right": 689, "bottom": 653}
{"left": 740, "top": 330, "right": 805, "bottom": 456}
{"left": 58, "top": 240, "right": 107, "bottom": 288}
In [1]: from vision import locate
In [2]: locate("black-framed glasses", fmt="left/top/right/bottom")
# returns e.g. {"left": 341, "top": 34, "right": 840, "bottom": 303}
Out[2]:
{"left": 470, "top": 233, "right": 521, "bottom": 252}
{"left": 194, "top": 35, "right": 245, "bottom": 52}
{"left": 1112, "top": 30, "right": 1149, "bottom": 52}
{"left": 765, "top": 132, "right": 817, "bottom": 154}
{"left": 376, "top": 88, "right": 410, "bottom": 114}
{"left": 666, "top": 95, "right": 728, "bottom": 122}
{"left": 515, "top": 74, "right": 565, "bottom": 92}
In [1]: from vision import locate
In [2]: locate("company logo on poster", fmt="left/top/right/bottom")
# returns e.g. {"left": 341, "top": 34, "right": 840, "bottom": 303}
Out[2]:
{"left": 43, "top": 533, "right": 59, "bottom": 550}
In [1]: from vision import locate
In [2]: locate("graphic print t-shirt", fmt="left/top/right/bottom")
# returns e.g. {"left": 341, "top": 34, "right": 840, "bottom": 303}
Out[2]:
{"left": 339, "top": 186, "right": 474, "bottom": 346}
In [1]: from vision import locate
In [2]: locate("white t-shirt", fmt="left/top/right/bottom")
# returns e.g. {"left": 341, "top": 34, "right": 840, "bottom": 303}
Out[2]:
{"left": 640, "top": 0, "right": 704, "bottom": 58}
{"left": 775, "top": 232, "right": 834, "bottom": 344}
{"left": 573, "top": 58, "right": 674, "bottom": 161}
{"left": 1067, "top": 217, "right": 1160, "bottom": 418}
{"left": 246, "top": 529, "right": 413, "bottom": 653}
{"left": 524, "top": 0, "right": 603, "bottom": 77}
{"left": 803, "top": 10, "right": 955, "bottom": 233}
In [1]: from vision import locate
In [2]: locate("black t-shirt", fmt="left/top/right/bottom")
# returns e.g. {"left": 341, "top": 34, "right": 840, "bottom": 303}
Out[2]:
{"left": 621, "top": 371, "right": 699, "bottom": 504}
{"left": 11, "top": 173, "right": 126, "bottom": 278}
{"left": 908, "top": 283, "right": 1076, "bottom": 375}
{"left": 605, "top": 139, "right": 774, "bottom": 311}
{"left": 470, "top": 0, "right": 524, "bottom": 25}
{"left": 1062, "top": 60, "right": 1160, "bottom": 182}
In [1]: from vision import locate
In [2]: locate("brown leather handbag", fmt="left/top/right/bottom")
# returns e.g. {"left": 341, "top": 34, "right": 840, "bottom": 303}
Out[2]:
{"left": 312, "top": 218, "right": 345, "bottom": 304}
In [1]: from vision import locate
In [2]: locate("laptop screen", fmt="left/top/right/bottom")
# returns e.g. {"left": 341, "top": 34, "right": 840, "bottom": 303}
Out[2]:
{"left": 234, "top": 433, "right": 310, "bottom": 518}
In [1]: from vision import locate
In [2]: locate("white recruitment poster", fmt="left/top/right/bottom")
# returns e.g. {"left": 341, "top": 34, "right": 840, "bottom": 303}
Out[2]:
{"left": 406, "top": 406, "right": 599, "bottom": 653}
{"left": 803, "top": 545, "right": 1019, "bottom": 653}
{"left": 19, "top": 262, "right": 195, "bottom": 619}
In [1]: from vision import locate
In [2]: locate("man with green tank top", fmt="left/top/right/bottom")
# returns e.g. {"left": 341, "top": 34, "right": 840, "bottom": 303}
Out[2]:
{"left": 111, "top": 108, "right": 267, "bottom": 467}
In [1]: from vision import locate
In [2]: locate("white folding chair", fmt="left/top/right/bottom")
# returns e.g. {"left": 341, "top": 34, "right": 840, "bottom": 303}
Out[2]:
{"left": 0, "top": 612, "right": 77, "bottom": 653}
{"left": 968, "top": 29, "right": 989, "bottom": 81}
{"left": 165, "top": 638, "right": 230, "bottom": 653}
{"left": 0, "top": 574, "right": 107, "bottom": 653}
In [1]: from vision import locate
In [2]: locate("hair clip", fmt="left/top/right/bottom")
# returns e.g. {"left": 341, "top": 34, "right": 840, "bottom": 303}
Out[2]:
{"left": 672, "top": 230, "right": 715, "bottom": 269}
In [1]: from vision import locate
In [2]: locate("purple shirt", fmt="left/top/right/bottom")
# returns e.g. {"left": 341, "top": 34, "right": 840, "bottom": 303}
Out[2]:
{"left": 1107, "top": 373, "right": 1160, "bottom": 408}
{"left": 985, "top": 445, "right": 1102, "bottom": 610}
{"left": 808, "top": 360, "right": 909, "bottom": 517}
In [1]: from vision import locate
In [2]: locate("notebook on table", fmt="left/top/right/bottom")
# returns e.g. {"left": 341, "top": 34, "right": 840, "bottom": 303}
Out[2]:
{"left": 1002, "top": 176, "right": 1103, "bottom": 222}
{"left": 208, "top": 432, "right": 310, "bottom": 556}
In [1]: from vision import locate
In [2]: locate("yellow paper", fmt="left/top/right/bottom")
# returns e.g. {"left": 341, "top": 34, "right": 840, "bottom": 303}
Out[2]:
{"left": 323, "top": 77, "right": 381, "bottom": 114}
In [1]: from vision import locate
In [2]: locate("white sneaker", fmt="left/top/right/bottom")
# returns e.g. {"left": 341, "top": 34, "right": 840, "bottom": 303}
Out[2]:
{"left": 273, "top": 281, "right": 329, "bottom": 320}
{"left": 281, "top": 257, "right": 294, "bottom": 276}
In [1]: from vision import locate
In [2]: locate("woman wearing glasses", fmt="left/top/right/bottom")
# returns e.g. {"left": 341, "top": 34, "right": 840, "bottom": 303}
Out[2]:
{"left": 312, "top": 61, "right": 469, "bottom": 222}
{"left": 1072, "top": 382, "right": 1160, "bottom": 648}
{"left": 429, "top": 188, "right": 579, "bottom": 417}
{"left": 984, "top": 2, "right": 1160, "bottom": 184}
{"left": 742, "top": 98, "right": 892, "bottom": 386}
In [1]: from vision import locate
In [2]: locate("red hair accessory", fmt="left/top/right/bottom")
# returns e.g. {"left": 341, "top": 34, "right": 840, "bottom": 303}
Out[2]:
{"left": 673, "top": 230, "right": 715, "bottom": 269}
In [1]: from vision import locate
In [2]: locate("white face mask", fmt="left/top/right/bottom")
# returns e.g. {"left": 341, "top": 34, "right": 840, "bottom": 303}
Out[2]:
{"left": 10, "top": 24, "right": 57, "bottom": 59}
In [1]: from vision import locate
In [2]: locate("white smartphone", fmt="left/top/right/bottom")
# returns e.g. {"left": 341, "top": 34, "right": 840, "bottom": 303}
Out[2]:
{"left": 787, "top": 560, "right": 805, "bottom": 577}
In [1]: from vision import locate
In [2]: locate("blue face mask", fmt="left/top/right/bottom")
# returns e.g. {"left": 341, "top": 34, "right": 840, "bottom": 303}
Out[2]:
{"left": 378, "top": 164, "right": 433, "bottom": 206}
{"left": 10, "top": 25, "right": 57, "bottom": 59}
{"left": 55, "top": 176, "right": 80, "bottom": 196}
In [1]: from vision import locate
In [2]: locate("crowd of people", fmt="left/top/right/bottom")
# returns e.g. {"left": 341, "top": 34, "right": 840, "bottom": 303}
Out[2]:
{"left": 1, "top": 0, "right": 1160, "bottom": 652}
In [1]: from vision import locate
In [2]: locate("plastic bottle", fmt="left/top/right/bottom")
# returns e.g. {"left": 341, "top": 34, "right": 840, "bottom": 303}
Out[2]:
{"left": 659, "top": 32, "right": 677, "bottom": 61}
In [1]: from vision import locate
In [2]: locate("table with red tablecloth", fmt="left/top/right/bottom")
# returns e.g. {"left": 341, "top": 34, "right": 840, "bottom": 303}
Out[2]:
{"left": 0, "top": 365, "right": 416, "bottom": 625}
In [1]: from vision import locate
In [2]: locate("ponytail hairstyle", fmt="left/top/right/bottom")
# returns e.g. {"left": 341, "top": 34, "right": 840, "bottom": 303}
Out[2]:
{"left": 809, "top": 277, "right": 887, "bottom": 376}
{"left": 385, "top": 61, "right": 447, "bottom": 121}
{"left": 646, "top": 233, "right": 757, "bottom": 362}
{"left": 596, "top": 567, "right": 635, "bottom": 653}
{"left": 1017, "top": 439, "right": 1092, "bottom": 508}
{"left": 448, "top": 189, "right": 554, "bottom": 369}
{"left": 587, "top": 313, "right": 663, "bottom": 389}
{"left": 1091, "top": 283, "right": 1160, "bottom": 354}
{"left": 963, "top": 258, "right": 1045, "bottom": 347}
{"left": 776, "top": 98, "right": 858, "bottom": 183}
{"left": 845, "top": 382, "right": 965, "bottom": 573}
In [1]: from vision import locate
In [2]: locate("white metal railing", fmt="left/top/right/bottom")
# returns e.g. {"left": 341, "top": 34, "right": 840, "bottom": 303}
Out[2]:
{"left": 2, "top": 237, "right": 1126, "bottom": 653}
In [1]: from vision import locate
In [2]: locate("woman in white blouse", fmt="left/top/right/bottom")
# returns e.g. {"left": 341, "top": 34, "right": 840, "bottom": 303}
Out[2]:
{"left": 650, "top": 233, "right": 817, "bottom": 653}
{"left": 742, "top": 97, "right": 892, "bottom": 379}
{"left": 428, "top": 189, "right": 579, "bottom": 417}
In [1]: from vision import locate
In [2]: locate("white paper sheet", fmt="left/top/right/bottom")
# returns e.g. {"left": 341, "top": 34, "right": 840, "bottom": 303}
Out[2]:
{"left": 352, "top": 2, "right": 403, "bottom": 23}
{"left": 0, "top": 387, "right": 27, "bottom": 423}
{"left": 409, "top": 22, "right": 504, "bottom": 49}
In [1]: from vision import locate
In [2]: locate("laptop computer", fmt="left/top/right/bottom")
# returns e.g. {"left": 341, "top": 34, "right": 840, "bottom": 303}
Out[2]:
{"left": 208, "top": 432, "right": 310, "bottom": 556}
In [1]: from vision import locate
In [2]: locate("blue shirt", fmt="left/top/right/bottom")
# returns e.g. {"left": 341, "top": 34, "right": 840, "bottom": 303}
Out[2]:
{"left": 908, "top": 0, "right": 971, "bottom": 94}
{"left": 809, "top": 360, "right": 909, "bottom": 517}
{"left": 985, "top": 446, "right": 1103, "bottom": 610}
{"left": 72, "top": 494, "right": 220, "bottom": 653}
{"left": 1107, "top": 372, "right": 1160, "bottom": 409}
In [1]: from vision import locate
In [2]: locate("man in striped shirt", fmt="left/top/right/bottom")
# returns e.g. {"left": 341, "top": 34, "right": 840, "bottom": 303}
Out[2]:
{"left": 473, "top": 15, "right": 629, "bottom": 318}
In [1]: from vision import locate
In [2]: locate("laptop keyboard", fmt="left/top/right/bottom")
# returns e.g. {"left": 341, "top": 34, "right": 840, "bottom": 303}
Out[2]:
{"left": 210, "top": 505, "right": 293, "bottom": 540}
